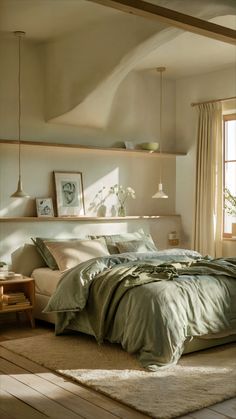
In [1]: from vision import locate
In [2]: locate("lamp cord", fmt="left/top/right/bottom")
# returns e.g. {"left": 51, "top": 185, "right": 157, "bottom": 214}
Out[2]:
{"left": 17, "top": 33, "right": 22, "bottom": 181}
{"left": 159, "top": 69, "right": 163, "bottom": 183}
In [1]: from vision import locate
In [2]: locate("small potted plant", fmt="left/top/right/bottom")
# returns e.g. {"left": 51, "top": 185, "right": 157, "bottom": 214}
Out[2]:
{"left": 224, "top": 188, "right": 236, "bottom": 237}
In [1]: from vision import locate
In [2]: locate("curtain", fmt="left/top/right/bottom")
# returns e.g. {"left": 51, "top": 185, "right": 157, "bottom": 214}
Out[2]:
{"left": 193, "top": 102, "right": 223, "bottom": 257}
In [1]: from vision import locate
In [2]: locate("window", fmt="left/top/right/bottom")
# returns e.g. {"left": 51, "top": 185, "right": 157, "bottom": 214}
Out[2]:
{"left": 223, "top": 113, "right": 236, "bottom": 237}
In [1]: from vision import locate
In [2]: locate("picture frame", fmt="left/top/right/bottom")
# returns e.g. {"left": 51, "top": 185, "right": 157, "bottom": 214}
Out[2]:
{"left": 54, "top": 171, "right": 85, "bottom": 216}
{"left": 36, "top": 198, "right": 54, "bottom": 217}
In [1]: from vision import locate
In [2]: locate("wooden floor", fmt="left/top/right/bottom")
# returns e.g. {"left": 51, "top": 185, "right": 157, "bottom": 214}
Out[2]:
{"left": 0, "top": 318, "right": 236, "bottom": 419}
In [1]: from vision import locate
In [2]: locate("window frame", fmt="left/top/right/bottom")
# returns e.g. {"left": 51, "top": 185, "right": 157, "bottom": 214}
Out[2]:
{"left": 223, "top": 113, "right": 236, "bottom": 238}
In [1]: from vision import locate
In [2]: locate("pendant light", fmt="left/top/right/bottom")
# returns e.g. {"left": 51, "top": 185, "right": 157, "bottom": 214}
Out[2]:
{"left": 11, "top": 31, "right": 30, "bottom": 199}
{"left": 152, "top": 67, "right": 168, "bottom": 199}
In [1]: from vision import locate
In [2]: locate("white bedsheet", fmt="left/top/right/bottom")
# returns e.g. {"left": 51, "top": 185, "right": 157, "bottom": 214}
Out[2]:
{"left": 31, "top": 268, "right": 62, "bottom": 296}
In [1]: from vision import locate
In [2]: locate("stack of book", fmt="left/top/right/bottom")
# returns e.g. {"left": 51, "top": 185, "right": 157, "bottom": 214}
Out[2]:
{"left": 2, "top": 292, "right": 30, "bottom": 307}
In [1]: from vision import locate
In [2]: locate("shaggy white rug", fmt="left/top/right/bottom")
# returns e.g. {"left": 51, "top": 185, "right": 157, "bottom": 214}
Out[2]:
{"left": 1, "top": 332, "right": 236, "bottom": 419}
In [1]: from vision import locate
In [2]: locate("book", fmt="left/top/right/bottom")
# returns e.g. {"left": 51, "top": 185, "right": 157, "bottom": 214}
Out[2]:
{"left": 2, "top": 292, "right": 29, "bottom": 305}
{"left": 3, "top": 301, "right": 31, "bottom": 308}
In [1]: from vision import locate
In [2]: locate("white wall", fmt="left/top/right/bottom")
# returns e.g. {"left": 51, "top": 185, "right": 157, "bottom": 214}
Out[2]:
{"left": 175, "top": 66, "right": 236, "bottom": 255}
{"left": 0, "top": 38, "right": 181, "bottom": 264}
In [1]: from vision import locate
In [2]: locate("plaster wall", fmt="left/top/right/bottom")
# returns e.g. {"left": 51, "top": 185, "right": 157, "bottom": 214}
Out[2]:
{"left": 0, "top": 38, "right": 179, "bottom": 264}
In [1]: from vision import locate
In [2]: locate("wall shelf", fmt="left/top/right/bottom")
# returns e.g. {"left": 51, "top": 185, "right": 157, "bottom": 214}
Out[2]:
{"left": 0, "top": 139, "right": 186, "bottom": 157}
{"left": 0, "top": 215, "right": 180, "bottom": 222}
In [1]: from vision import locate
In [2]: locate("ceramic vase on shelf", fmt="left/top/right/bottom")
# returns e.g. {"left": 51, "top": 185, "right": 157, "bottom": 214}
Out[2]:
{"left": 118, "top": 204, "right": 126, "bottom": 217}
{"left": 97, "top": 204, "right": 107, "bottom": 217}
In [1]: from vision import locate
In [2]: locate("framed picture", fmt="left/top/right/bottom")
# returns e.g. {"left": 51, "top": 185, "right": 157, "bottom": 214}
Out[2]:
{"left": 54, "top": 171, "right": 85, "bottom": 216}
{"left": 36, "top": 198, "right": 54, "bottom": 217}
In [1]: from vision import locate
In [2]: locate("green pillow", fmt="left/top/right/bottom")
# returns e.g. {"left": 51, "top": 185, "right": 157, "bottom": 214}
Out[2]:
{"left": 116, "top": 239, "right": 158, "bottom": 253}
{"left": 90, "top": 230, "right": 157, "bottom": 254}
{"left": 31, "top": 238, "right": 59, "bottom": 270}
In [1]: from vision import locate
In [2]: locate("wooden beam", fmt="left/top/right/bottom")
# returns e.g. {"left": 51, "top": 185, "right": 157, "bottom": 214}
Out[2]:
{"left": 191, "top": 96, "right": 236, "bottom": 107}
{"left": 89, "top": 0, "right": 236, "bottom": 45}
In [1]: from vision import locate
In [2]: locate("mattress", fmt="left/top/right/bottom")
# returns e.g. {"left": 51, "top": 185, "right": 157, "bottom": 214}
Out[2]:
{"left": 31, "top": 267, "right": 62, "bottom": 296}
{"left": 32, "top": 267, "right": 93, "bottom": 333}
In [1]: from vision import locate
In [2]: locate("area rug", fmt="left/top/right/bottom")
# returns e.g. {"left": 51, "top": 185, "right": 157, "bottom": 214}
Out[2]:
{"left": 1, "top": 332, "right": 236, "bottom": 419}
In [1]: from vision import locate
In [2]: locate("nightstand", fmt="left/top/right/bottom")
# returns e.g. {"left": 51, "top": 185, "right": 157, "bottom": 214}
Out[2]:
{"left": 0, "top": 277, "right": 35, "bottom": 327}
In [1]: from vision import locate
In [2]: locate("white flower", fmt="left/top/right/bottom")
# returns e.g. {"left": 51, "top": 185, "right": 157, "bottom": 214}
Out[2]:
{"left": 109, "top": 184, "right": 136, "bottom": 205}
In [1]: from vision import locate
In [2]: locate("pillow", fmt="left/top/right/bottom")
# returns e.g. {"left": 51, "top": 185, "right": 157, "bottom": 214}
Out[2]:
{"left": 116, "top": 239, "right": 158, "bottom": 253}
{"left": 31, "top": 237, "right": 89, "bottom": 270}
{"left": 43, "top": 238, "right": 110, "bottom": 271}
{"left": 90, "top": 230, "right": 157, "bottom": 254}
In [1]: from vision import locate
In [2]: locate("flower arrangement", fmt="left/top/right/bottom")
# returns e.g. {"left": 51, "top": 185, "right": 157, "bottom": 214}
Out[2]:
{"left": 109, "top": 184, "right": 136, "bottom": 216}
{"left": 224, "top": 188, "right": 236, "bottom": 216}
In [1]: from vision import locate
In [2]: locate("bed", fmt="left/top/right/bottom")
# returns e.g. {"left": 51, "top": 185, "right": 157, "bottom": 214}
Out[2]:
{"left": 28, "top": 231, "right": 236, "bottom": 370}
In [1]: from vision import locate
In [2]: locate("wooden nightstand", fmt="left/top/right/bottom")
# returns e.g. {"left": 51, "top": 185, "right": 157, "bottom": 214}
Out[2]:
{"left": 0, "top": 277, "right": 35, "bottom": 327}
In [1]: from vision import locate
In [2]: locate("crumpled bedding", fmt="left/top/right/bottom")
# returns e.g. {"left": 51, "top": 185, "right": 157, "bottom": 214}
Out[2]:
{"left": 44, "top": 251, "right": 236, "bottom": 370}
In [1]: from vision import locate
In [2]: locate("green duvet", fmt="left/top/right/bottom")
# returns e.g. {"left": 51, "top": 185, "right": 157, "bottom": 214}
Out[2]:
{"left": 44, "top": 251, "right": 236, "bottom": 370}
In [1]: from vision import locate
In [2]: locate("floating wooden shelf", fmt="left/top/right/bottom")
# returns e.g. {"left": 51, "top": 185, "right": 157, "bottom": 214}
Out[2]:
{"left": 0, "top": 140, "right": 184, "bottom": 222}
{"left": 0, "top": 215, "right": 180, "bottom": 222}
{"left": 0, "top": 139, "right": 186, "bottom": 157}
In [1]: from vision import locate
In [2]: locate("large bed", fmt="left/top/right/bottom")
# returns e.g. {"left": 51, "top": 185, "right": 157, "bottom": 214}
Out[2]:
{"left": 28, "top": 232, "right": 236, "bottom": 371}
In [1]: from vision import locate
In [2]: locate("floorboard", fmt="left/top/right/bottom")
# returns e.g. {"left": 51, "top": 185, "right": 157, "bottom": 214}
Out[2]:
{"left": 0, "top": 320, "right": 235, "bottom": 419}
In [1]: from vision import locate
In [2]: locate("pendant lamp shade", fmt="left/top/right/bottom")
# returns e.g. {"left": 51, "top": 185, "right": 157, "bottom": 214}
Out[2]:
{"left": 152, "top": 182, "right": 168, "bottom": 199}
{"left": 152, "top": 67, "right": 168, "bottom": 199}
{"left": 11, "top": 31, "right": 30, "bottom": 199}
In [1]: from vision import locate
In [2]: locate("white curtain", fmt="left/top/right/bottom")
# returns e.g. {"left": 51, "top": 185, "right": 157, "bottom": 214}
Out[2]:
{"left": 193, "top": 102, "right": 223, "bottom": 257}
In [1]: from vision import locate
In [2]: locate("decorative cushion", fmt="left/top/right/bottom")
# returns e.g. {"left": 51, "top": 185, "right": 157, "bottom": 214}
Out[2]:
{"left": 116, "top": 239, "right": 158, "bottom": 253}
{"left": 31, "top": 237, "right": 89, "bottom": 270}
{"left": 43, "top": 238, "right": 110, "bottom": 271}
{"left": 90, "top": 230, "right": 157, "bottom": 254}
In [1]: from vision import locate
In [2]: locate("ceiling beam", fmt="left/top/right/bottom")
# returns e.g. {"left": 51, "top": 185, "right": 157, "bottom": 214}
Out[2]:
{"left": 89, "top": 0, "right": 236, "bottom": 45}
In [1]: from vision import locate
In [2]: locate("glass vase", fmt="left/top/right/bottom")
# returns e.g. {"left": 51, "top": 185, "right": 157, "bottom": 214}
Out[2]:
{"left": 118, "top": 204, "right": 126, "bottom": 217}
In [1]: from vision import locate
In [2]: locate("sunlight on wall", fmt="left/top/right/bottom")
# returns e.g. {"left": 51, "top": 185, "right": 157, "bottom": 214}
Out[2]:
{"left": 85, "top": 168, "right": 119, "bottom": 216}
{"left": 0, "top": 198, "right": 26, "bottom": 217}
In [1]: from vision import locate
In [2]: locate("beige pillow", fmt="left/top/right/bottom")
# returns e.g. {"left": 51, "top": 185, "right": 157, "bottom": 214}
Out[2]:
{"left": 44, "top": 238, "right": 109, "bottom": 271}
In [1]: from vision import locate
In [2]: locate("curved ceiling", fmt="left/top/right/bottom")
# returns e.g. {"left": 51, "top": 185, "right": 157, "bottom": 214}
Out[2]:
{"left": 0, "top": 0, "right": 235, "bottom": 43}
{"left": 135, "top": 15, "right": 236, "bottom": 77}
{"left": 0, "top": 0, "right": 235, "bottom": 129}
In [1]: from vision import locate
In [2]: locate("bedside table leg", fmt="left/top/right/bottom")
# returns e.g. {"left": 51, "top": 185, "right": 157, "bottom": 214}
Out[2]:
{"left": 25, "top": 310, "right": 35, "bottom": 328}
{"left": 16, "top": 311, "right": 21, "bottom": 324}
{"left": 0, "top": 285, "right": 3, "bottom": 308}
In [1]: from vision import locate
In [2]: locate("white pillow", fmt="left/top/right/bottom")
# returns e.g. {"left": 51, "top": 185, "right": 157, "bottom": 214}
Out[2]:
{"left": 44, "top": 238, "right": 109, "bottom": 271}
